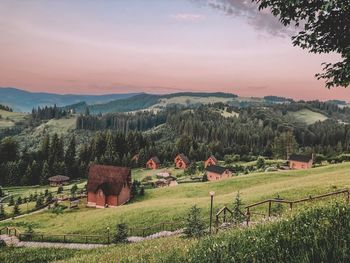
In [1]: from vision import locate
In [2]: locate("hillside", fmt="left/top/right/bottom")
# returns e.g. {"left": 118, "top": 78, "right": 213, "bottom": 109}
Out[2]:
{"left": 288, "top": 109, "right": 328, "bottom": 125}
{"left": 2, "top": 163, "right": 350, "bottom": 235}
{"left": 0, "top": 87, "right": 138, "bottom": 112}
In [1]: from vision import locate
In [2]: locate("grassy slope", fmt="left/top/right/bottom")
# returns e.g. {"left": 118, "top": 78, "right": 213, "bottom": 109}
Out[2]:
{"left": 0, "top": 109, "right": 27, "bottom": 129}
{"left": 288, "top": 109, "right": 328, "bottom": 125}
{"left": 2, "top": 163, "right": 350, "bottom": 235}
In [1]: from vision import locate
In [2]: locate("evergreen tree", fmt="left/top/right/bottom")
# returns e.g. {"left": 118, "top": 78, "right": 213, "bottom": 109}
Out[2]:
{"left": 57, "top": 185, "right": 64, "bottom": 194}
{"left": 65, "top": 136, "right": 77, "bottom": 178}
{"left": 184, "top": 205, "right": 205, "bottom": 238}
{"left": 16, "top": 196, "right": 23, "bottom": 205}
{"left": 0, "top": 186, "right": 4, "bottom": 197}
{"left": 232, "top": 191, "right": 245, "bottom": 225}
{"left": 21, "top": 164, "right": 32, "bottom": 186}
{"left": 13, "top": 203, "right": 20, "bottom": 216}
{"left": 41, "top": 161, "right": 50, "bottom": 185}
{"left": 273, "top": 131, "right": 298, "bottom": 159}
{"left": 8, "top": 196, "right": 14, "bottom": 206}
{"left": 256, "top": 156, "right": 265, "bottom": 169}
{"left": 35, "top": 196, "right": 44, "bottom": 208}
{"left": 70, "top": 184, "right": 78, "bottom": 198}
{"left": 113, "top": 223, "right": 128, "bottom": 243}
{"left": 0, "top": 204, "right": 6, "bottom": 220}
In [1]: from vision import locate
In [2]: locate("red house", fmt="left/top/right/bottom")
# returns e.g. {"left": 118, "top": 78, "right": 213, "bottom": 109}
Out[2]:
{"left": 288, "top": 154, "right": 313, "bottom": 170}
{"left": 205, "top": 165, "right": 232, "bottom": 181}
{"left": 146, "top": 157, "right": 161, "bottom": 169}
{"left": 204, "top": 156, "right": 218, "bottom": 168}
{"left": 87, "top": 164, "right": 131, "bottom": 208}
{"left": 174, "top": 154, "right": 190, "bottom": 169}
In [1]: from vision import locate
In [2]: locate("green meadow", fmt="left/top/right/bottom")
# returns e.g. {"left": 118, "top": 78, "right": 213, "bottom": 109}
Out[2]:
{"left": 2, "top": 163, "right": 350, "bottom": 236}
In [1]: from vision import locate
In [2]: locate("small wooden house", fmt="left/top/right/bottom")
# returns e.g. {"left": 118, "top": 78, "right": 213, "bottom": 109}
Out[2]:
{"left": 174, "top": 154, "right": 190, "bottom": 169}
{"left": 205, "top": 165, "right": 232, "bottom": 181}
{"left": 146, "top": 156, "right": 161, "bottom": 169}
{"left": 48, "top": 175, "right": 70, "bottom": 187}
{"left": 87, "top": 164, "right": 131, "bottom": 208}
{"left": 204, "top": 156, "right": 218, "bottom": 168}
{"left": 288, "top": 154, "right": 313, "bottom": 169}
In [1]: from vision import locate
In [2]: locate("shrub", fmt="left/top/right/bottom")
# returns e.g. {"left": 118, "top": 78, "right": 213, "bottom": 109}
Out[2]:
{"left": 70, "top": 184, "right": 78, "bottom": 198}
{"left": 184, "top": 205, "right": 205, "bottom": 238}
{"left": 0, "top": 186, "right": 4, "bottom": 197}
{"left": 114, "top": 223, "right": 128, "bottom": 243}
{"left": 16, "top": 196, "right": 23, "bottom": 205}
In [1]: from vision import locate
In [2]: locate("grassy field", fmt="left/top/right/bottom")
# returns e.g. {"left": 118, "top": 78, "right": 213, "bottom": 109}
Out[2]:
{"left": 2, "top": 162, "right": 350, "bottom": 236}
{"left": 0, "top": 109, "right": 27, "bottom": 129}
{"left": 288, "top": 109, "right": 328, "bottom": 125}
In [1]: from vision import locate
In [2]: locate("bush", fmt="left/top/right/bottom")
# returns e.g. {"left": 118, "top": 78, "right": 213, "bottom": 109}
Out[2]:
{"left": 184, "top": 205, "right": 205, "bottom": 238}
{"left": 0, "top": 204, "right": 6, "bottom": 220}
{"left": 114, "top": 223, "right": 128, "bottom": 243}
{"left": 8, "top": 196, "right": 14, "bottom": 206}
{"left": 13, "top": 203, "right": 20, "bottom": 216}
{"left": 35, "top": 196, "right": 44, "bottom": 208}
{"left": 57, "top": 186, "right": 63, "bottom": 194}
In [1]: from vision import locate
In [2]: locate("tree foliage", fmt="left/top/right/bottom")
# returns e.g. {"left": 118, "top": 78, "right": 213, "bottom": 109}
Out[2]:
{"left": 255, "top": 0, "right": 350, "bottom": 88}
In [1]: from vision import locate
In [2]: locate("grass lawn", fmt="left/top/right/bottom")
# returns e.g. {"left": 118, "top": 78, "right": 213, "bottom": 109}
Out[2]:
{"left": 1, "top": 180, "right": 87, "bottom": 203}
{"left": 288, "top": 109, "right": 328, "bottom": 125}
{"left": 2, "top": 162, "right": 350, "bottom": 236}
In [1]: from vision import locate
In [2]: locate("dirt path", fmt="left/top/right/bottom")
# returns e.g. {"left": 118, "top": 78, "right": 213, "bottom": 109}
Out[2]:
{"left": 16, "top": 240, "right": 108, "bottom": 249}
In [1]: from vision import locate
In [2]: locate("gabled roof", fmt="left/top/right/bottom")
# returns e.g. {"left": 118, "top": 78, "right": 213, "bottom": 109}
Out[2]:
{"left": 207, "top": 156, "right": 218, "bottom": 163}
{"left": 176, "top": 154, "right": 190, "bottom": 164}
{"left": 288, "top": 154, "right": 313, "bottom": 163}
{"left": 149, "top": 156, "right": 161, "bottom": 164}
{"left": 87, "top": 164, "right": 131, "bottom": 196}
{"left": 48, "top": 175, "right": 70, "bottom": 182}
{"left": 205, "top": 165, "right": 228, "bottom": 175}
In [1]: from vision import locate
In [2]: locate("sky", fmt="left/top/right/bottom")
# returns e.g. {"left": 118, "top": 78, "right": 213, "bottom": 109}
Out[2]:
{"left": 0, "top": 0, "right": 348, "bottom": 101}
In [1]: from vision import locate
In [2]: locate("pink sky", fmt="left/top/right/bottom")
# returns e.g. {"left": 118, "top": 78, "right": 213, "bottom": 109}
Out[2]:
{"left": 0, "top": 0, "right": 348, "bottom": 101}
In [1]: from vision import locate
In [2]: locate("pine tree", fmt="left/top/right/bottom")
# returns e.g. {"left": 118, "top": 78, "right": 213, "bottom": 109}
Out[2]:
{"left": 70, "top": 184, "right": 78, "bottom": 198}
{"left": 0, "top": 186, "right": 4, "bottom": 197}
{"left": 21, "top": 164, "right": 32, "bottom": 186}
{"left": 113, "top": 223, "right": 128, "bottom": 243}
{"left": 256, "top": 156, "right": 265, "bottom": 169}
{"left": 8, "top": 196, "right": 15, "bottom": 206}
{"left": 16, "top": 196, "right": 23, "bottom": 205}
{"left": 232, "top": 191, "right": 245, "bottom": 225}
{"left": 65, "top": 136, "right": 77, "bottom": 178}
{"left": 57, "top": 185, "right": 64, "bottom": 194}
{"left": 184, "top": 205, "right": 205, "bottom": 238}
{"left": 35, "top": 196, "right": 43, "bottom": 208}
{"left": 41, "top": 161, "right": 50, "bottom": 185}
{"left": 0, "top": 204, "right": 6, "bottom": 220}
{"left": 13, "top": 203, "right": 20, "bottom": 216}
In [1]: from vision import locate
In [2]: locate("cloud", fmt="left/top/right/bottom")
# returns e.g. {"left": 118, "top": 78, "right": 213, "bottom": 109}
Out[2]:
{"left": 194, "top": 0, "right": 296, "bottom": 37}
{"left": 170, "top": 13, "right": 206, "bottom": 22}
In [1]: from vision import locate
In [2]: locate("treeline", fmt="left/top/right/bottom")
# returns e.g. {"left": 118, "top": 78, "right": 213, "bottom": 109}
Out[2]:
{"left": 0, "top": 131, "right": 151, "bottom": 187}
{"left": 76, "top": 110, "right": 168, "bottom": 131}
{"left": 0, "top": 104, "right": 13, "bottom": 112}
{"left": 31, "top": 105, "right": 69, "bottom": 120}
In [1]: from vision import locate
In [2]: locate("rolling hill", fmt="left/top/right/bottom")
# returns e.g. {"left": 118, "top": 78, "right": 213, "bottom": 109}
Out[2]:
{"left": 0, "top": 87, "right": 138, "bottom": 112}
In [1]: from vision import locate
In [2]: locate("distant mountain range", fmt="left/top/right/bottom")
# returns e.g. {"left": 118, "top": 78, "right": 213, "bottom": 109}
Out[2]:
{"left": 0, "top": 87, "right": 139, "bottom": 112}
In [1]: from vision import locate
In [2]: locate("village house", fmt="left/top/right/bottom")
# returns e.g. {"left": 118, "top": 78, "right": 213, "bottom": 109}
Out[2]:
{"left": 146, "top": 156, "right": 161, "bottom": 169}
{"left": 204, "top": 156, "right": 218, "bottom": 168}
{"left": 288, "top": 154, "right": 313, "bottom": 169}
{"left": 174, "top": 154, "right": 190, "bottom": 169}
{"left": 87, "top": 164, "right": 131, "bottom": 208}
{"left": 48, "top": 175, "right": 70, "bottom": 187}
{"left": 205, "top": 165, "right": 232, "bottom": 181}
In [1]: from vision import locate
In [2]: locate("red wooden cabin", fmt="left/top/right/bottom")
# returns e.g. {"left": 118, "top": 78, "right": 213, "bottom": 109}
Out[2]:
{"left": 288, "top": 154, "right": 313, "bottom": 169}
{"left": 205, "top": 165, "right": 232, "bottom": 181}
{"left": 204, "top": 156, "right": 218, "bottom": 168}
{"left": 87, "top": 164, "right": 131, "bottom": 208}
{"left": 146, "top": 156, "right": 161, "bottom": 169}
{"left": 174, "top": 154, "right": 190, "bottom": 169}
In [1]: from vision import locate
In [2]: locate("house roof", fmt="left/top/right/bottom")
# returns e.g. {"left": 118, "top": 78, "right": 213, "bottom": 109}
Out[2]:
{"left": 288, "top": 154, "right": 313, "bottom": 163}
{"left": 176, "top": 154, "right": 190, "bottom": 164}
{"left": 149, "top": 156, "right": 161, "bottom": 164}
{"left": 207, "top": 156, "right": 218, "bottom": 163}
{"left": 48, "top": 175, "right": 70, "bottom": 182}
{"left": 87, "top": 164, "right": 131, "bottom": 196}
{"left": 205, "top": 165, "right": 228, "bottom": 175}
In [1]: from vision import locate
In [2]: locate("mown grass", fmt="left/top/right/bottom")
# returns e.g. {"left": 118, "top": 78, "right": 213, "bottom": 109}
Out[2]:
{"left": 2, "top": 163, "right": 350, "bottom": 236}
{"left": 288, "top": 109, "right": 328, "bottom": 124}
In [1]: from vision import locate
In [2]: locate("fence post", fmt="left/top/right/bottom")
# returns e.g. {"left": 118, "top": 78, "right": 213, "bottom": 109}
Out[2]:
{"left": 347, "top": 191, "right": 350, "bottom": 204}
{"left": 246, "top": 208, "right": 250, "bottom": 226}
{"left": 64, "top": 235, "right": 66, "bottom": 243}
{"left": 289, "top": 202, "right": 293, "bottom": 211}
{"left": 85, "top": 236, "right": 88, "bottom": 244}
{"left": 223, "top": 208, "right": 226, "bottom": 223}
{"left": 268, "top": 201, "right": 272, "bottom": 218}
{"left": 41, "top": 234, "right": 44, "bottom": 242}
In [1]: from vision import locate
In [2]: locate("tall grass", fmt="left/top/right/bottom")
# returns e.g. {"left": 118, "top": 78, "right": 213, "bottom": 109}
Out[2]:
{"left": 167, "top": 202, "right": 350, "bottom": 263}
